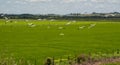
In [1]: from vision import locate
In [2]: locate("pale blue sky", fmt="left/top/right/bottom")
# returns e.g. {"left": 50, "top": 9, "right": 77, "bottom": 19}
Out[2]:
{"left": 0, "top": 0, "right": 120, "bottom": 14}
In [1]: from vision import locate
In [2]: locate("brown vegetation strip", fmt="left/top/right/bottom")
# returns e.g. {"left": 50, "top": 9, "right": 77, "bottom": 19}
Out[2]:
{"left": 74, "top": 57, "right": 120, "bottom": 65}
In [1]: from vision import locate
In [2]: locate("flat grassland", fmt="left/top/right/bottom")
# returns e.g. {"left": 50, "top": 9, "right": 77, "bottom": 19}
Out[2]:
{"left": 0, "top": 19, "right": 120, "bottom": 64}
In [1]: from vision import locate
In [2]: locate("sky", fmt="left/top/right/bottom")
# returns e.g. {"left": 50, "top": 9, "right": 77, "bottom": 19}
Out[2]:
{"left": 0, "top": 0, "right": 120, "bottom": 14}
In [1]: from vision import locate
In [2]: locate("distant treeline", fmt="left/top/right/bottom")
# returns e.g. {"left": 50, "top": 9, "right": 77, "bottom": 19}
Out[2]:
{"left": 0, "top": 12, "right": 120, "bottom": 21}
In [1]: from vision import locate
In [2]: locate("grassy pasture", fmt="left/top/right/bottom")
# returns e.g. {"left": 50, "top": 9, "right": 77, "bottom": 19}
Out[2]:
{"left": 0, "top": 19, "right": 120, "bottom": 64}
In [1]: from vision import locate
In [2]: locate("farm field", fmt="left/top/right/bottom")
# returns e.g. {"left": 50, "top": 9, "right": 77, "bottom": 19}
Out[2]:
{"left": 0, "top": 19, "right": 120, "bottom": 65}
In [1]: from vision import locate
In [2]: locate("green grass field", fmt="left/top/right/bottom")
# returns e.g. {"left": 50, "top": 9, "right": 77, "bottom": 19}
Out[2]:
{"left": 0, "top": 19, "right": 120, "bottom": 64}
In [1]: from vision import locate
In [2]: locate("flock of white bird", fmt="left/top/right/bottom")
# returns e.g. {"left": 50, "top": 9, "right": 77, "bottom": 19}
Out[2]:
{"left": 1, "top": 15, "right": 96, "bottom": 36}
{"left": 28, "top": 23, "right": 36, "bottom": 27}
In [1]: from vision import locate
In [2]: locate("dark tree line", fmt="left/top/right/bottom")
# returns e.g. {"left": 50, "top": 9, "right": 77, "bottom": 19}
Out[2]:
{"left": 0, "top": 13, "right": 120, "bottom": 21}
